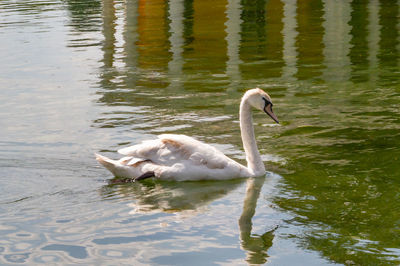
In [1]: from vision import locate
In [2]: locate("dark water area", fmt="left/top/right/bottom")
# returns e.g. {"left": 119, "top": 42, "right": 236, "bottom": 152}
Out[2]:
{"left": 0, "top": 0, "right": 399, "bottom": 264}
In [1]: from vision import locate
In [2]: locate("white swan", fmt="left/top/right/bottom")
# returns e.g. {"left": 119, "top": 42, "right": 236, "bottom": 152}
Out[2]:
{"left": 95, "top": 88, "right": 279, "bottom": 181}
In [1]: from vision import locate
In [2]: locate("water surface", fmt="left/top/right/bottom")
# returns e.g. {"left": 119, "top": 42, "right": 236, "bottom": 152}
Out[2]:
{"left": 0, "top": 0, "right": 399, "bottom": 264}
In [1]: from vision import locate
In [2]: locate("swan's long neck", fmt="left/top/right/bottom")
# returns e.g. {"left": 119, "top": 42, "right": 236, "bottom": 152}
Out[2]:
{"left": 240, "top": 97, "right": 265, "bottom": 176}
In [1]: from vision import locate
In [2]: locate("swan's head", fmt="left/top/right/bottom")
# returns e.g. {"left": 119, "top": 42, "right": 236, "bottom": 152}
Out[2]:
{"left": 244, "top": 88, "right": 279, "bottom": 124}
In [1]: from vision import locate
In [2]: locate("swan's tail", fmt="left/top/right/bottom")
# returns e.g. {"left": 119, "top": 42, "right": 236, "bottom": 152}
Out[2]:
{"left": 95, "top": 153, "right": 145, "bottom": 179}
{"left": 95, "top": 153, "right": 119, "bottom": 174}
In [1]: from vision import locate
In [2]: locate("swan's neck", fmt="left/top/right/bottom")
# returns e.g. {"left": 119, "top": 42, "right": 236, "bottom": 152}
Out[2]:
{"left": 240, "top": 99, "right": 265, "bottom": 176}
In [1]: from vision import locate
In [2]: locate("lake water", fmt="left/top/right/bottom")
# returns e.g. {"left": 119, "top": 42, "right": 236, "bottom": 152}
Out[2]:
{"left": 0, "top": 0, "right": 399, "bottom": 264}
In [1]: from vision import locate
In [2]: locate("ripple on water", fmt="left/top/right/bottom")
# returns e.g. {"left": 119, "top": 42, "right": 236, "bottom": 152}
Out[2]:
{"left": 33, "top": 254, "right": 61, "bottom": 263}
{"left": 41, "top": 244, "right": 88, "bottom": 259}
{"left": 3, "top": 253, "right": 30, "bottom": 264}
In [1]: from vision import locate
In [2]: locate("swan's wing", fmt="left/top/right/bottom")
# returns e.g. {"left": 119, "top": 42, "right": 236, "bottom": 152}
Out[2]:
{"left": 118, "top": 134, "right": 234, "bottom": 169}
{"left": 118, "top": 139, "right": 162, "bottom": 158}
{"left": 159, "top": 134, "right": 232, "bottom": 169}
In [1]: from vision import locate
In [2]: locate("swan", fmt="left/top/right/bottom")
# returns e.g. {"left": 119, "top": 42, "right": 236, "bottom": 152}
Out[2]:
{"left": 95, "top": 88, "right": 279, "bottom": 181}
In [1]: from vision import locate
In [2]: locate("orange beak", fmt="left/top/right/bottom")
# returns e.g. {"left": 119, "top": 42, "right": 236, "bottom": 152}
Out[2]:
{"left": 264, "top": 104, "right": 279, "bottom": 124}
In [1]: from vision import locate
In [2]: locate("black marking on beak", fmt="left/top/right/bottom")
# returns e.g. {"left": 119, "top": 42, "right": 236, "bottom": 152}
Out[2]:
{"left": 263, "top": 98, "right": 279, "bottom": 124}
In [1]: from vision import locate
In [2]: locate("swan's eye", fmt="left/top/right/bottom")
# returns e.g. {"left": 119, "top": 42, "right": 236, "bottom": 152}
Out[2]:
{"left": 262, "top": 97, "right": 272, "bottom": 107}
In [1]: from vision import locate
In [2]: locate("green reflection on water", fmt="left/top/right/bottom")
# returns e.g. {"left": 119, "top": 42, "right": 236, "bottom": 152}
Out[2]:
{"left": 88, "top": 0, "right": 400, "bottom": 264}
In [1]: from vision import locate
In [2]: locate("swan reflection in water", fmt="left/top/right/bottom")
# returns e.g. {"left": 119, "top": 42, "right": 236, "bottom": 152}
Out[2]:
{"left": 102, "top": 178, "right": 243, "bottom": 213}
{"left": 101, "top": 172, "right": 280, "bottom": 264}
{"left": 239, "top": 175, "right": 278, "bottom": 264}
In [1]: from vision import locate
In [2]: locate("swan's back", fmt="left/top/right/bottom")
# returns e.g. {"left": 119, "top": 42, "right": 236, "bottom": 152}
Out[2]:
{"left": 118, "top": 134, "right": 234, "bottom": 170}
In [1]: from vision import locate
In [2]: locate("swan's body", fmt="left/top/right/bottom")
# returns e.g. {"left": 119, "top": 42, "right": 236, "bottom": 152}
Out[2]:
{"left": 96, "top": 88, "right": 279, "bottom": 181}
